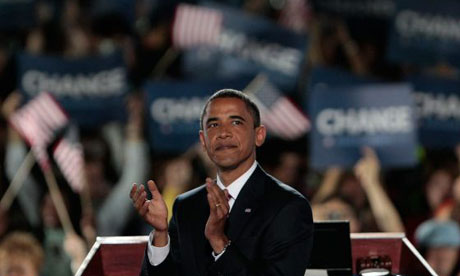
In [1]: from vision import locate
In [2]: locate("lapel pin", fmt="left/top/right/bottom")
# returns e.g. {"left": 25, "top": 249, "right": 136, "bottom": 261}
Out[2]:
{"left": 244, "top": 208, "right": 252, "bottom": 213}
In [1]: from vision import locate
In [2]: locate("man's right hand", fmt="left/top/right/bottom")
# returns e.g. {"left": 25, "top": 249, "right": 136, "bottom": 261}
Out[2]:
{"left": 130, "top": 180, "right": 168, "bottom": 246}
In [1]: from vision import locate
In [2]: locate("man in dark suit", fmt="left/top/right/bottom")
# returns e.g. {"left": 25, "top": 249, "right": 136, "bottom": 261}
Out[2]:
{"left": 130, "top": 89, "right": 313, "bottom": 275}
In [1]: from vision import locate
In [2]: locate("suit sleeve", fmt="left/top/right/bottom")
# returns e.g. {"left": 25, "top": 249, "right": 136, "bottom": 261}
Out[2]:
{"left": 140, "top": 199, "right": 182, "bottom": 276}
{"left": 208, "top": 197, "right": 314, "bottom": 276}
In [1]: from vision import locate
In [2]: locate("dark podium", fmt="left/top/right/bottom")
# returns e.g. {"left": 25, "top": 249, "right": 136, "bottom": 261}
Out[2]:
{"left": 76, "top": 228, "right": 436, "bottom": 276}
{"left": 75, "top": 236, "right": 148, "bottom": 276}
{"left": 350, "top": 232, "right": 436, "bottom": 276}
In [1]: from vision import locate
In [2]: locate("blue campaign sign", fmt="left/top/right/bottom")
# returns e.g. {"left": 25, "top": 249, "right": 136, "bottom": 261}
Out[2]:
{"left": 310, "top": 0, "right": 395, "bottom": 40}
{"left": 309, "top": 83, "right": 417, "bottom": 169}
{"left": 145, "top": 78, "right": 251, "bottom": 153}
{"left": 0, "top": 0, "right": 37, "bottom": 31}
{"left": 17, "top": 52, "right": 128, "bottom": 127}
{"left": 407, "top": 75, "right": 460, "bottom": 148}
{"left": 307, "top": 66, "right": 376, "bottom": 95}
{"left": 387, "top": 0, "right": 460, "bottom": 67}
{"left": 182, "top": 3, "right": 308, "bottom": 93}
{"left": 311, "top": 0, "right": 394, "bottom": 20}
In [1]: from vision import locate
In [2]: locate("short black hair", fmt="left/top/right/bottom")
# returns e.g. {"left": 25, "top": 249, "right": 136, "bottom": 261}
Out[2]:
{"left": 200, "top": 89, "right": 261, "bottom": 130}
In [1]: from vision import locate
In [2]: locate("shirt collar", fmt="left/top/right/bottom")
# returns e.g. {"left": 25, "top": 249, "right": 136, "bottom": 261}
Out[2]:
{"left": 216, "top": 161, "right": 257, "bottom": 200}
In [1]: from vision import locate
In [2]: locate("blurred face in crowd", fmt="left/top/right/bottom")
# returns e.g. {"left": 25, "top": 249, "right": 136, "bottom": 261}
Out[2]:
{"left": 339, "top": 174, "right": 367, "bottom": 209}
{"left": 200, "top": 97, "right": 265, "bottom": 172}
{"left": 0, "top": 233, "right": 43, "bottom": 276}
{"left": 312, "top": 198, "right": 361, "bottom": 233}
{"left": 426, "top": 247, "right": 458, "bottom": 276}
{"left": 452, "top": 176, "right": 460, "bottom": 202}
{"left": 40, "top": 194, "right": 59, "bottom": 228}
{"left": 0, "top": 257, "right": 38, "bottom": 276}
{"left": 272, "top": 152, "right": 302, "bottom": 186}
{"left": 426, "top": 169, "right": 453, "bottom": 211}
{"left": 85, "top": 160, "right": 105, "bottom": 184}
{"left": 320, "top": 33, "right": 340, "bottom": 64}
{"left": 85, "top": 159, "right": 109, "bottom": 199}
{"left": 82, "top": 137, "right": 111, "bottom": 199}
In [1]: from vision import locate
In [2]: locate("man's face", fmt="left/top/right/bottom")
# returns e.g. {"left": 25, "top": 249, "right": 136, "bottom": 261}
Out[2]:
{"left": 199, "top": 97, "right": 265, "bottom": 171}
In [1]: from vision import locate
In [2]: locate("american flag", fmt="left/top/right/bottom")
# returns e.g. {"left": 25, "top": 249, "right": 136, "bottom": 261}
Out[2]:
{"left": 53, "top": 125, "right": 85, "bottom": 193}
{"left": 245, "top": 75, "right": 310, "bottom": 140}
{"left": 9, "top": 92, "right": 68, "bottom": 169}
{"left": 172, "top": 4, "right": 223, "bottom": 48}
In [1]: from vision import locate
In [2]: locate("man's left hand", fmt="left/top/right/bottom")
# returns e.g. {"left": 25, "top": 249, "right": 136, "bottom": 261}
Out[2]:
{"left": 204, "top": 178, "right": 230, "bottom": 254}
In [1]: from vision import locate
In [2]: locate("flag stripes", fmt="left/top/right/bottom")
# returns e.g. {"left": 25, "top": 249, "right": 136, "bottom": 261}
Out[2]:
{"left": 53, "top": 137, "right": 84, "bottom": 193}
{"left": 9, "top": 92, "right": 68, "bottom": 168}
{"left": 246, "top": 76, "right": 310, "bottom": 140}
{"left": 172, "top": 4, "right": 223, "bottom": 48}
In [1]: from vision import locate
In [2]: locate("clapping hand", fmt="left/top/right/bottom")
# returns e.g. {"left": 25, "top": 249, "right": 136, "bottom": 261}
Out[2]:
{"left": 130, "top": 180, "right": 168, "bottom": 246}
{"left": 204, "top": 178, "right": 230, "bottom": 254}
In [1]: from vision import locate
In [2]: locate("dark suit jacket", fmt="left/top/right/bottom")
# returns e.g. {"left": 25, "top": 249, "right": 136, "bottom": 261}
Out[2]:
{"left": 140, "top": 165, "right": 313, "bottom": 276}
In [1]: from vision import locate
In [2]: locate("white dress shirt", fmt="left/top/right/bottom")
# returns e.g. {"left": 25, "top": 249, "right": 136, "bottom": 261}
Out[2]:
{"left": 147, "top": 161, "right": 258, "bottom": 266}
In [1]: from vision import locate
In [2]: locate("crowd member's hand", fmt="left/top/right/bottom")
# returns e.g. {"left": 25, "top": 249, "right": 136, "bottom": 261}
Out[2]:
{"left": 354, "top": 147, "right": 405, "bottom": 232}
{"left": 64, "top": 233, "right": 87, "bottom": 273}
{"left": 1, "top": 91, "right": 21, "bottom": 119}
{"left": 2, "top": 91, "right": 23, "bottom": 142}
{"left": 354, "top": 147, "right": 380, "bottom": 188}
{"left": 126, "top": 93, "right": 144, "bottom": 140}
{"left": 335, "top": 20, "right": 367, "bottom": 75}
{"left": 130, "top": 180, "right": 168, "bottom": 246}
{"left": 312, "top": 166, "right": 342, "bottom": 204}
{"left": 80, "top": 211, "right": 96, "bottom": 248}
{"left": 204, "top": 178, "right": 230, "bottom": 254}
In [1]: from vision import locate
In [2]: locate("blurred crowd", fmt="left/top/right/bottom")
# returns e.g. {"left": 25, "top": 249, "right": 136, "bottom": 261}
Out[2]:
{"left": 0, "top": 1, "right": 459, "bottom": 276}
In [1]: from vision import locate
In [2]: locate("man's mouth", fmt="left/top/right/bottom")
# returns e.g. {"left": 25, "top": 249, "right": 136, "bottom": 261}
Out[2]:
{"left": 215, "top": 144, "right": 237, "bottom": 151}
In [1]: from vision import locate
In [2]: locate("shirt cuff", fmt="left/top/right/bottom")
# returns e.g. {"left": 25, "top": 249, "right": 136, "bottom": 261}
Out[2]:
{"left": 211, "top": 248, "right": 226, "bottom": 261}
{"left": 146, "top": 230, "right": 170, "bottom": 266}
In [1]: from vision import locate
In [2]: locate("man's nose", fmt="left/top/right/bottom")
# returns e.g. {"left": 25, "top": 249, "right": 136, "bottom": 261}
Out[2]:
{"left": 217, "top": 124, "right": 232, "bottom": 138}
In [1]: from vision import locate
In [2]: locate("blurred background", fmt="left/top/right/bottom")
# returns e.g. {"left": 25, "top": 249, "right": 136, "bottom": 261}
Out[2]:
{"left": 0, "top": 0, "right": 460, "bottom": 276}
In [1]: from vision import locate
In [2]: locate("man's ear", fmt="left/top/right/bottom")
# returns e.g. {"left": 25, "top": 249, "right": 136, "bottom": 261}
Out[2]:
{"left": 199, "top": 130, "right": 206, "bottom": 149}
{"left": 255, "top": 125, "right": 266, "bottom": 147}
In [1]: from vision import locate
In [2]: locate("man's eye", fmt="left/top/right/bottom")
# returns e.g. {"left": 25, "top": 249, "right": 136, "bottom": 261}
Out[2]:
{"left": 232, "top": 121, "right": 242, "bottom": 125}
{"left": 207, "top": 123, "right": 218, "bottom": 128}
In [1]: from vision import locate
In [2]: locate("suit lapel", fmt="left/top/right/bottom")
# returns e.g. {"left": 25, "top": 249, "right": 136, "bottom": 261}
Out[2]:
{"left": 190, "top": 188, "right": 213, "bottom": 274}
{"left": 226, "top": 166, "right": 267, "bottom": 241}
{"left": 188, "top": 167, "right": 270, "bottom": 272}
